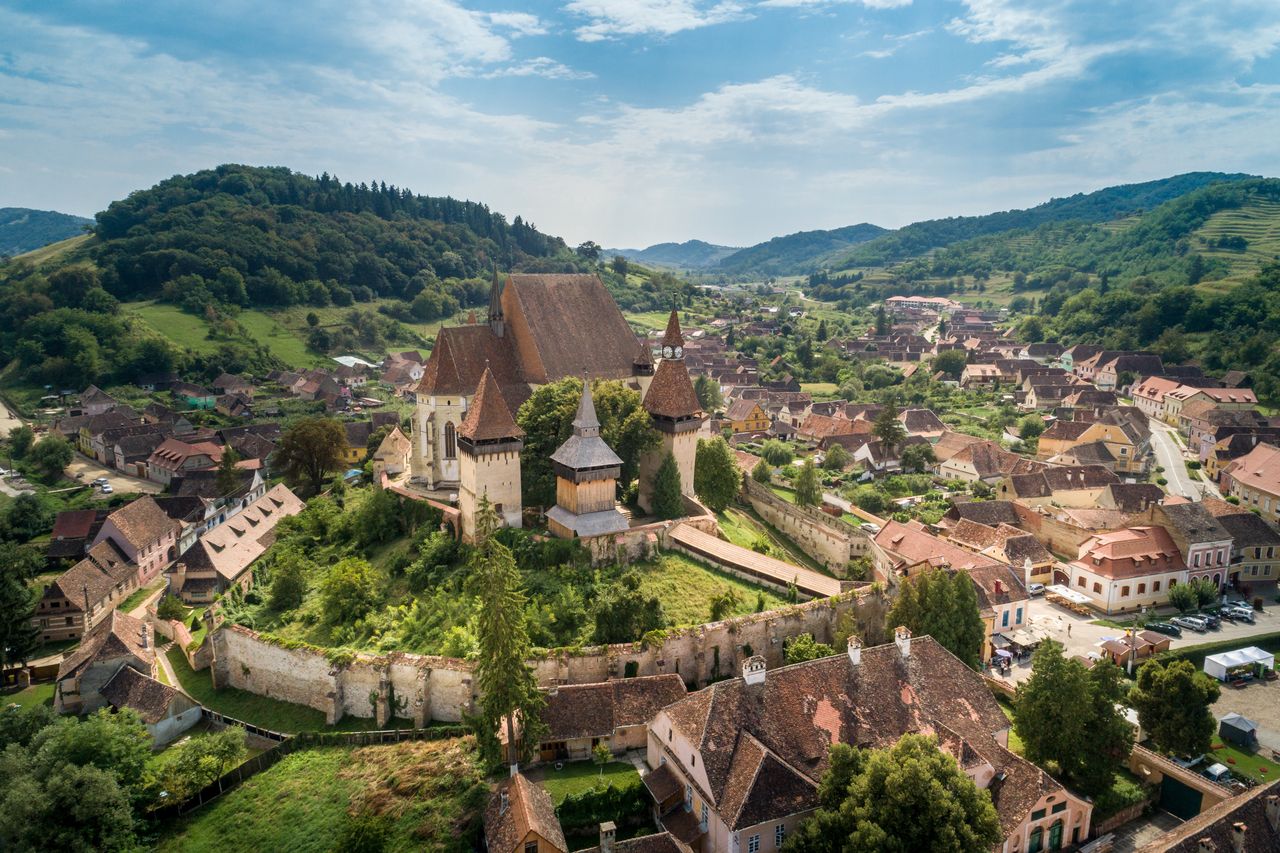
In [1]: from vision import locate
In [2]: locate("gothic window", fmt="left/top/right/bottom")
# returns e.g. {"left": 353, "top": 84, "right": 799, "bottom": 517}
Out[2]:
{"left": 444, "top": 421, "right": 457, "bottom": 459}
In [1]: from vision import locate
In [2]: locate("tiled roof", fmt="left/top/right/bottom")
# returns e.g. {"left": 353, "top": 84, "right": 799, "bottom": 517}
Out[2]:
{"left": 1073, "top": 526, "right": 1186, "bottom": 579}
{"left": 1157, "top": 502, "right": 1232, "bottom": 544}
{"left": 875, "top": 520, "right": 1004, "bottom": 572}
{"left": 1055, "top": 441, "right": 1115, "bottom": 465}
{"left": 52, "top": 509, "right": 99, "bottom": 540}
{"left": 644, "top": 358, "right": 702, "bottom": 420}
{"left": 1225, "top": 442, "right": 1280, "bottom": 496}
{"left": 661, "top": 309, "right": 685, "bottom": 349}
{"left": 48, "top": 539, "right": 135, "bottom": 610}
{"left": 642, "top": 763, "right": 681, "bottom": 802}
{"left": 578, "top": 834, "right": 684, "bottom": 853}
{"left": 57, "top": 610, "right": 153, "bottom": 681}
{"left": 104, "top": 496, "right": 177, "bottom": 548}
{"left": 99, "top": 664, "right": 182, "bottom": 723}
{"left": 540, "top": 674, "right": 686, "bottom": 741}
{"left": 1041, "top": 420, "right": 1092, "bottom": 441}
{"left": 551, "top": 380, "right": 623, "bottom": 471}
{"left": 931, "top": 431, "right": 985, "bottom": 462}
{"left": 416, "top": 323, "right": 523, "bottom": 403}
{"left": 946, "top": 500, "right": 1021, "bottom": 527}
{"left": 483, "top": 774, "right": 565, "bottom": 853}
{"left": 1138, "top": 779, "right": 1280, "bottom": 852}
{"left": 373, "top": 426, "right": 411, "bottom": 459}
{"left": 798, "top": 413, "right": 869, "bottom": 440}
{"left": 724, "top": 398, "right": 766, "bottom": 422}
{"left": 1101, "top": 483, "right": 1166, "bottom": 513}
{"left": 1006, "top": 465, "right": 1119, "bottom": 498}
{"left": 899, "top": 408, "right": 946, "bottom": 434}
{"left": 178, "top": 484, "right": 303, "bottom": 582}
{"left": 459, "top": 367, "right": 524, "bottom": 442}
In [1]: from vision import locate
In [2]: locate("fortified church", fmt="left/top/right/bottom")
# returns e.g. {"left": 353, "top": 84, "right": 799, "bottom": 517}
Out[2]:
{"left": 410, "top": 273, "right": 704, "bottom": 543}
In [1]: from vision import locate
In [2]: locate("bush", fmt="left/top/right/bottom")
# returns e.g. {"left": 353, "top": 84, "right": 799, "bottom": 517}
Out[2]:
{"left": 555, "top": 782, "right": 646, "bottom": 831}
{"left": 156, "top": 595, "right": 186, "bottom": 622}
{"left": 1185, "top": 460, "right": 1201, "bottom": 470}
{"left": 1156, "top": 478, "right": 1168, "bottom": 486}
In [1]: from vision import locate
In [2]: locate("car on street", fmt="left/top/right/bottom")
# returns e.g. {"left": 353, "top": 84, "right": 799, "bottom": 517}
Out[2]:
{"left": 1144, "top": 621, "right": 1182, "bottom": 637}
{"left": 1225, "top": 605, "right": 1255, "bottom": 623}
{"left": 1197, "top": 611, "right": 1221, "bottom": 629}
{"left": 1172, "top": 615, "right": 1209, "bottom": 632}
{"left": 92, "top": 476, "right": 109, "bottom": 486}
{"left": 1027, "top": 582, "right": 1045, "bottom": 596}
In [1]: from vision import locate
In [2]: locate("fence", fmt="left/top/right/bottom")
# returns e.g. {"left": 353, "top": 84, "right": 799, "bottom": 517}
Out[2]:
{"left": 148, "top": 710, "right": 468, "bottom": 821}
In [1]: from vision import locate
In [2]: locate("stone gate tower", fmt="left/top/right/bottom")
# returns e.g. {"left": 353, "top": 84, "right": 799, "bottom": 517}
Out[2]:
{"left": 457, "top": 367, "right": 524, "bottom": 542}
{"left": 637, "top": 310, "right": 705, "bottom": 514}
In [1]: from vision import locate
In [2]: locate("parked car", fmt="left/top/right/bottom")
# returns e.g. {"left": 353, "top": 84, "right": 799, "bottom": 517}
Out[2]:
{"left": 1198, "top": 611, "right": 1221, "bottom": 629}
{"left": 1202, "top": 763, "right": 1233, "bottom": 784}
{"left": 1172, "top": 615, "right": 1209, "bottom": 632}
{"left": 1028, "top": 582, "right": 1045, "bottom": 596}
{"left": 1225, "top": 605, "right": 1255, "bottom": 623}
{"left": 92, "top": 476, "right": 109, "bottom": 486}
{"left": 100, "top": 484, "right": 113, "bottom": 494}
{"left": 1145, "top": 621, "right": 1182, "bottom": 638}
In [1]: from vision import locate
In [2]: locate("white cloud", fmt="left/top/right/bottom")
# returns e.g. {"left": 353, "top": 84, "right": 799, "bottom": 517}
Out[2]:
{"left": 565, "top": 0, "right": 750, "bottom": 42}
{"left": 486, "top": 11, "right": 549, "bottom": 36}
{"left": 481, "top": 57, "right": 595, "bottom": 80}
{"left": 759, "top": 0, "right": 911, "bottom": 8}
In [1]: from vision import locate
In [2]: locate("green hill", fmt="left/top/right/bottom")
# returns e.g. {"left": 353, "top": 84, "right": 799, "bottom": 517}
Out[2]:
{"left": 0, "top": 208, "right": 92, "bottom": 256}
{"left": 714, "top": 222, "right": 887, "bottom": 278}
{"left": 609, "top": 239, "right": 741, "bottom": 269}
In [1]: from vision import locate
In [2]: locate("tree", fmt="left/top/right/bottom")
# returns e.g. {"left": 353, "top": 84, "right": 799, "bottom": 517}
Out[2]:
{"left": 275, "top": 416, "right": 347, "bottom": 496}
{"left": 610, "top": 255, "right": 628, "bottom": 276}
{"left": 784, "top": 633, "right": 834, "bottom": 664}
{"left": 1130, "top": 659, "right": 1221, "bottom": 756}
{"left": 794, "top": 458, "right": 821, "bottom": 507}
{"left": 932, "top": 349, "right": 967, "bottom": 381}
{"left": 821, "top": 443, "right": 851, "bottom": 471}
{"left": 7, "top": 425, "right": 34, "bottom": 459}
{"left": 785, "top": 735, "right": 1002, "bottom": 853}
{"left": 693, "top": 374, "right": 723, "bottom": 411}
{"left": 816, "top": 319, "right": 828, "bottom": 341}
{"left": 761, "top": 439, "right": 794, "bottom": 467}
{"left": 1190, "top": 576, "right": 1219, "bottom": 609}
{"left": 269, "top": 553, "right": 308, "bottom": 611}
{"left": 651, "top": 452, "right": 684, "bottom": 520}
{"left": 887, "top": 569, "right": 984, "bottom": 668}
{"left": 1168, "top": 582, "right": 1196, "bottom": 613}
{"left": 592, "top": 741, "right": 612, "bottom": 776}
{"left": 319, "top": 557, "right": 381, "bottom": 624}
{"left": 3, "top": 493, "right": 51, "bottom": 542}
{"left": 872, "top": 402, "right": 906, "bottom": 455}
{"left": 899, "top": 443, "right": 936, "bottom": 474}
{"left": 694, "top": 438, "right": 741, "bottom": 512}
{"left": 159, "top": 726, "right": 247, "bottom": 800}
{"left": 575, "top": 241, "right": 602, "bottom": 263}
{"left": 1014, "top": 641, "right": 1131, "bottom": 795}
{"left": 155, "top": 594, "right": 186, "bottom": 622}
{"left": 1018, "top": 415, "right": 1045, "bottom": 440}
{"left": 214, "top": 447, "right": 241, "bottom": 496}
{"left": 708, "top": 587, "right": 742, "bottom": 622}
{"left": 0, "top": 542, "right": 42, "bottom": 672}
{"left": 471, "top": 496, "right": 546, "bottom": 766}
{"left": 28, "top": 433, "right": 73, "bottom": 482}
{"left": 517, "top": 378, "right": 658, "bottom": 507}
{"left": 874, "top": 304, "right": 891, "bottom": 336}
{"left": 592, "top": 571, "right": 665, "bottom": 643}
{"left": 1017, "top": 316, "right": 1045, "bottom": 342}
{"left": 0, "top": 762, "right": 137, "bottom": 852}
{"left": 751, "top": 457, "right": 772, "bottom": 484}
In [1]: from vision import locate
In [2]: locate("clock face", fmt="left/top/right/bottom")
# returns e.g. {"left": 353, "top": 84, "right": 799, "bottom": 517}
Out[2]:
{"left": 663, "top": 346, "right": 674, "bottom": 358}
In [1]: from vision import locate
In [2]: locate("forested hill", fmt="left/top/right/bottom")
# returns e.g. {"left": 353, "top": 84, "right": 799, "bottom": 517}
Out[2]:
{"left": 608, "top": 239, "right": 740, "bottom": 269}
{"left": 86, "top": 164, "right": 581, "bottom": 307}
{"left": 714, "top": 222, "right": 887, "bottom": 278}
{"left": 0, "top": 208, "right": 92, "bottom": 256}
{"left": 824, "top": 171, "right": 1257, "bottom": 273}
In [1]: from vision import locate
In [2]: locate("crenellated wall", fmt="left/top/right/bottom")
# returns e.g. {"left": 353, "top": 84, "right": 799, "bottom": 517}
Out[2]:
{"left": 208, "top": 591, "right": 858, "bottom": 724}
{"left": 743, "top": 477, "right": 869, "bottom": 574}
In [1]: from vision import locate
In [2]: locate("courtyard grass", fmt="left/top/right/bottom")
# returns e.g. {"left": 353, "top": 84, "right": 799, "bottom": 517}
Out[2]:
{"left": 0, "top": 680, "right": 55, "bottom": 709}
{"left": 155, "top": 738, "right": 486, "bottom": 853}
{"left": 165, "top": 647, "right": 408, "bottom": 734}
{"left": 1209, "top": 741, "right": 1280, "bottom": 785}
{"left": 715, "top": 506, "right": 828, "bottom": 575}
{"left": 535, "top": 760, "right": 640, "bottom": 805}
{"left": 635, "top": 553, "right": 786, "bottom": 627}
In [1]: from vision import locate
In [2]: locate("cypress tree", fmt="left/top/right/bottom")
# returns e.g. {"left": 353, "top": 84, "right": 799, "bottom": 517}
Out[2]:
{"left": 794, "top": 458, "right": 821, "bottom": 507}
{"left": 652, "top": 452, "right": 684, "bottom": 520}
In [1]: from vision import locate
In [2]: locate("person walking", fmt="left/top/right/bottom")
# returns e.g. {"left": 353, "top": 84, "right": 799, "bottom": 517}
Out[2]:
{"left": 1067, "top": 624, "right": 1072, "bottom": 638}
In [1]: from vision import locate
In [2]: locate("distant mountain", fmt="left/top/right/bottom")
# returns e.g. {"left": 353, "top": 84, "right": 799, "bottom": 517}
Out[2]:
{"left": 825, "top": 171, "right": 1257, "bottom": 272}
{"left": 714, "top": 223, "right": 887, "bottom": 278}
{"left": 0, "top": 207, "right": 92, "bottom": 256}
{"left": 609, "top": 239, "right": 741, "bottom": 269}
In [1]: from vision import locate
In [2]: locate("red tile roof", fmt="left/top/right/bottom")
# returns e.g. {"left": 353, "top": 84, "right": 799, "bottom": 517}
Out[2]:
{"left": 458, "top": 367, "right": 524, "bottom": 442}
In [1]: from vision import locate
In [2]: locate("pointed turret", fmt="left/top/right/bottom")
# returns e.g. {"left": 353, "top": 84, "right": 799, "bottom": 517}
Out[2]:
{"left": 643, "top": 312, "right": 702, "bottom": 422}
{"left": 572, "top": 373, "right": 602, "bottom": 437}
{"left": 458, "top": 367, "right": 523, "bottom": 447}
{"left": 661, "top": 309, "right": 685, "bottom": 355}
{"left": 551, "top": 378, "right": 623, "bottom": 477}
{"left": 488, "top": 271, "right": 506, "bottom": 337}
{"left": 546, "top": 377, "right": 628, "bottom": 539}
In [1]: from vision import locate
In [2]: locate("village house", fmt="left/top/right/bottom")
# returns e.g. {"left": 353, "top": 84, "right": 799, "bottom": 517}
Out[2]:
{"left": 939, "top": 439, "right": 1043, "bottom": 483}
{"left": 171, "top": 381, "right": 217, "bottom": 410}
{"left": 77, "top": 384, "right": 119, "bottom": 417}
{"left": 898, "top": 408, "right": 946, "bottom": 439}
{"left": 146, "top": 436, "right": 223, "bottom": 486}
{"left": 1131, "top": 376, "right": 1184, "bottom": 420}
{"left": 723, "top": 398, "right": 771, "bottom": 434}
{"left": 1202, "top": 498, "right": 1280, "bottom": 590}
{"left": 54, "top": 610, "right": 155, "bottom": 715}
{"left": 1136, "top": 778, "right": 1280, "bottom": 852}
{"left": 998, "top": 465, "right": 1120, "bottom": 508}
{"left": 1148, "top": 502, "right": 1234, "bottom": 586}
{"left": 484, "top": 774, "right": 568, "bottom": 853}
{"left": 1058, "top": 344, "right": 1102, "bottom": 374}
{"left": 45, "top": 507, "right": 108, "bottom": 565}
{"left": 211, "top": 372, "right": 255, "bottom": 399}
{"left": 1096, "top": 630, "right": 1171, "bottom": 668}
{"left": 167, "top": 484, "right": 304, "bottom": 604}
{"left": 372, "top": 426, "right": 412, "bottom": 478}
{"left": 1222, "top": 442, "right": 1280, "bottom": 520}
{"left": 99, "top": 664, "right": 202, "bottom": 746}
{"left": 643, "top": 632, "right": 1091, "bottom": 853}
{"left": 91, "top": 496, "right": 179, "bottom": 584}
{"left": 960, "top": 363, "right": 1001, "bottom": 388}
{"left": 32, "top": 539, "right": 137, "bottom": 643}
{"left": 1064, "top": 526, "right": 1187, "bottom": 614}
{"left": 531, "top": 674, "right": 687, "bottom": 763}
{"left": 1036, "top": 416, "right": 1148, "bottom": 475}
{"left": 946, "top": 518, "right": 1055, "bottom": 586}
{"left": 1092, "top": 353, "right": 1165, "bottom": 392}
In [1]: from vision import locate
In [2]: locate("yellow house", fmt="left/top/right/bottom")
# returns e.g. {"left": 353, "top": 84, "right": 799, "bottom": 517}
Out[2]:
{"left": 1037, "top": 418, "right": 1145, "bottom": 474}
{"left": 341, "top": 421, "right": 373, "bottom": 466}
{"left": 483, "top": 774, "right": 566, "bottom": 853}
{"left": 724, "top": 398, "right": 770, "bottom": 433}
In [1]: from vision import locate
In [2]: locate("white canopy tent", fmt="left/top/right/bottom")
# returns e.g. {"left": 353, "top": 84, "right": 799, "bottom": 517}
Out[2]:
{"left": 1045, "top": 584, "right": 1091, "bottom": 605}
{"left": 1203, "top": 646, "right": 1275, "bottom": 681}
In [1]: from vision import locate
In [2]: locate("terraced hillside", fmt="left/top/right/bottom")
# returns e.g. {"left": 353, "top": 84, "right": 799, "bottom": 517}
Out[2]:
{"left": 1191, "top": 192, "right": 1280, "bottom": 293}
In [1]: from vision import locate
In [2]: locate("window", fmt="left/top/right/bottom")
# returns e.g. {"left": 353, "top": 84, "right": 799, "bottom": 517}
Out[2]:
{"left": 443, "top": 421, "right": 457, "bottom": 459}
{"left": 700, "top": 802, "right": 709, "bottom": 829}
{"left": 1002, "top": 610, "right": 1009, "bottom": 627}
{"left": 1093, "top": 582, "right": 1102, "bottom": 594}
{"left": 1252, "top": 566, "right": 1259, "bottom": 577}
{"left": 1028, "top": 827, "right": 1044, "bottom": 853}
{"left": 1051, "top": 802, "right": 1067, "bottom": 814}
{"left": 1031, "top": 808, "right": 1047, "bottom": 821}
{"left": 691, "top": 754, "right": 696, "bottom": 767}
{"left": 747, "top": 835, "right": 760, "bottom": 853}
{"left": 525, "top": 843, "right": 538, "bottom": 853}
{"left": 775, "top": 825, "right": 786, "bottom": 848}
{"left": 1121, "top": 586, "right": 1130, "bottom": 597}
{"left": 1077, "top": 577, "right": 1086, "bottom": 588}
{"left": 1137, "top": 583, "right": 1146, "bottom": 594}
{"left": 1015, "top": 607, "right": 1023, "bottom": 624}
{"left": 669, "top": 728, "right": 673, "bottom": 741}
{"left": 1269, "top": 547, "right": 1275, "bottom": 559}
{"left": 1193, "top": 553, "right": 1200, "bottom": 568}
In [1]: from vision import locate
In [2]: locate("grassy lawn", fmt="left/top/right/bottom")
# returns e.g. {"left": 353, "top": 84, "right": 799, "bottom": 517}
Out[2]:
{"left": 117, "top": 577, "right": 165, "bottom": 615}
{"left": 800, "top": 382, "right": 838, "bottom": 395}
{"left": 715, "top": 506, "right": 828, "bottom": 574}
{"left": 535, "top": 760, "right": 640, "bottom": 805}
{"left": 156, "top": 738, "right": 486, "bottom": 853}
{"left": 636, "top": 554, "right": 786, "bottom": 627}
{"left": 1209, "top": 741, "right": 1280, "bottom": 784}
{"left": 237, "top": 309, "right": 320, "bottom": 368}
{"left": 125, "top": 301, "right": 222, "bottom": 355}
{"left": 165, "top": 648, "right": 407, "bottom": 734}
{"left": 1, "top": 681, "right": 56, "bottom": 709}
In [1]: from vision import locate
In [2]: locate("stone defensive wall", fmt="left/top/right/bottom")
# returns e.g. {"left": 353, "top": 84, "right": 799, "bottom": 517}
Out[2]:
{"left": 207, "top": 589, "right": 859, "bottom": 726}
{"left": 742, "top": 477, "right": 870, "bottom": 575}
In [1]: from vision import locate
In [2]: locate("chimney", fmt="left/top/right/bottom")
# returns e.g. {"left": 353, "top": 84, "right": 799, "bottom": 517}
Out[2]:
{"left": 142, "top": 625, "right": 150, "bottom": 650}
{"left": 742, "top": 655, "right": 767, "bottom": 686}
{"left": 847, "top": 636, "right": 862, "bottom": 667}
{"left": 599, "top": 821, "right": 616, "bottom": 853}
{"left": 1266, "top": 795, "right": 1279, "bottom": 832}
{"left": 499, "top": 789, "right": 509, "bottom": 815}
{"left": 895, "top": 626, "right": 912, "bottom": 659}
{"left": 1230, "top": 823, "right": 1246, "bottom": 853}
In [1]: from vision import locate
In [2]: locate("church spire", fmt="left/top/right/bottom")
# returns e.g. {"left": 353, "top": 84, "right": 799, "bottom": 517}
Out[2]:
{"left": 571, "top": 374, "right": 601, "bottom": 437}
{"left": 488, "top": 269, "right": 505, "bottom": 337}
{"left": 661, "top": 309, "right": 684, "bottom": 359}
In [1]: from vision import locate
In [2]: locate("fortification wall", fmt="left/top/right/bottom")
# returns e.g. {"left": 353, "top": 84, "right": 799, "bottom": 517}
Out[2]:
{"left": 1012, "top": 503, "right": 1095, "bottom": 558}
{"left": 210, "top": 593, "right": 857, "bottom": 723}
{"left": 743, "top": 478, "right": 869, "bottom": 574}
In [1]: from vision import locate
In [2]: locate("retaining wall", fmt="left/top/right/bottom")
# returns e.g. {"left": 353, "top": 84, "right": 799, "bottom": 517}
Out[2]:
{"left": 743, "top": 478, "right": 869, "bottom": 574}
{"left": 209, "top": 591, "right": 858, "bottom": 724}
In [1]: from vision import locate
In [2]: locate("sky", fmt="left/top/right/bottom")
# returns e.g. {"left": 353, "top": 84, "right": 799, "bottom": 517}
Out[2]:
{"left": 2, "top": 1, "right": 1279, "bottom": 248}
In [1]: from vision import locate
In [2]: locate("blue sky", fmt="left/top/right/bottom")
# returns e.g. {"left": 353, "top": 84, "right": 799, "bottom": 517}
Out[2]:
{"left": 2, "top": 1, "right": 1279, "bottom": 247}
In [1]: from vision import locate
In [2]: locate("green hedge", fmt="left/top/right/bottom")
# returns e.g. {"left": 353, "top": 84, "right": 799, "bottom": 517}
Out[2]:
{"left": 555, "top": 782, "right": 647, "bottom": 831}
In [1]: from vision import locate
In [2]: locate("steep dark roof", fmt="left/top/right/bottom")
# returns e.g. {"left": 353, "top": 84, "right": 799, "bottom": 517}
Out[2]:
{"left": 56, "top": 610, "right": 153, "bottom": 681}
{"left": 1102, "top": 483, "right": 1166, "bottom": 513}
{"left": 540, "top": 674, "right": 687, "bottom": 740}
{"left": 661, "top": 309, "right": 685, "bottom": 350}
{"left": 483, "top": 774, "right": 566, "bottom": 853}
{"left": 416, "top": 323, "right": 523, "bottom": 406}
{"left": 644, "top": 358, "right": 703, "bottom": 420}
{"left": 459, "top": 367, "right": 524, "bottom": 442}
{"left": 551, "top": 380, "right": 623, "bottom": 471}
{"left": 1213, "top": 510, "right": 1280, "bottom": 548}
{"left": 99, "top": 665, "right": 183, "bottom": 723}
{"left": 1158, "top": 502, "right": 1232, "bottom": 544}
{"left": 1138, "top": 779, "right": 1280, "bottom": 852}
{"left": 47, "top": 539, "right": 135, "bottom": 610}
{"left": 946, "top": 500, "right": 1021, "bottom": 527}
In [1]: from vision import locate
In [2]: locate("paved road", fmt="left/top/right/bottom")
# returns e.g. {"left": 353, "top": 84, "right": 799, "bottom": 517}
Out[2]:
{"left": 1149, "top": 421, "right": 1206, "bottom": 499}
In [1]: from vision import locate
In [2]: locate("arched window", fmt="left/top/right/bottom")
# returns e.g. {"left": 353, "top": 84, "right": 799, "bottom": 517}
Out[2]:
{"left": 1028, "top": 826, "right": 1043, "bottom": 853}
{"left": 443, "top": 421, "right": 457, "bottom": 459}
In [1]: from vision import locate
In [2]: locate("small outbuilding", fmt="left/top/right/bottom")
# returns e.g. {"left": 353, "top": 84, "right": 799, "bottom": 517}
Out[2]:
{"left": 1203, "top": 646, "right": 1276, "bottom": 682}
{"left": 1218, "top": 712, "right": 1261, "bottom": 750}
